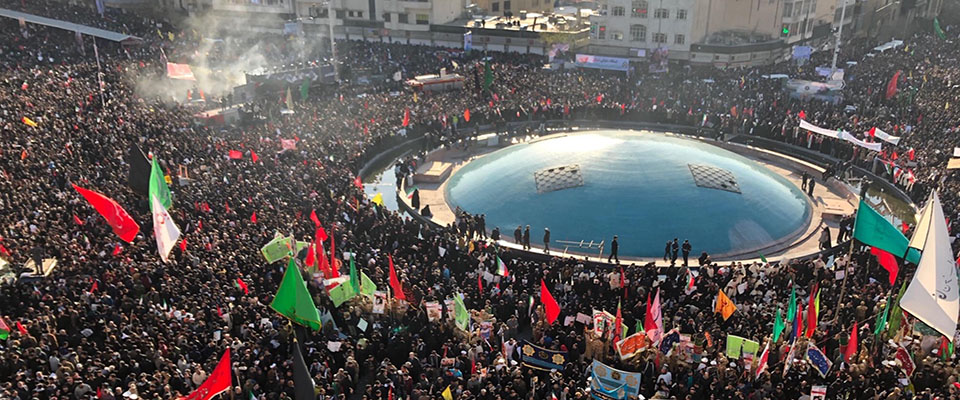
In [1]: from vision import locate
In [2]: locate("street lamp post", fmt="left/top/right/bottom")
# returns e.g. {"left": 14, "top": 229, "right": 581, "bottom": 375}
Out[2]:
{"left": 830, "top": 0, "right": 848, "bottom": 76}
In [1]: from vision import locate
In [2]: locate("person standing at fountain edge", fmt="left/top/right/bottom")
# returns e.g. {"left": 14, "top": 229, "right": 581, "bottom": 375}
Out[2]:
{"left": 514, "top": 226, "right": 523, "bottom": 245}
{"left": 523, "top": 225, "right": 531, "bottom": 250}
{"left": 681, "top": 239, "right": 692, "bottom": 267}
{"left": 801, "top": 171, "right": 809, "bottom": 191}
{"left": 663, "top": 240, "right": 672, "bottom": 262}
{"left": 670, "top": 238, "right": 680, "bottom": 266}
{"left": 608, "top": 235, "right": 619, "bottom": 264}
{"left": 543, "top": 228, "right": 551, "bottom": 254}
{"left": 807, "top": 178, "right": 816, "bottom": 197}
{"left": 819, "top": 226, "right": 832, "bottom": 250}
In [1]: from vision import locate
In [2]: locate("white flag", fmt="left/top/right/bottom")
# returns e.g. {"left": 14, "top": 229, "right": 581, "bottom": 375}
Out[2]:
{"left": 900, "top": 191, "right": 959, "bottom": 339}
{"left": 151, "top": 194, "right": 181, "bottom": 263}
{"left": 755, "top": 341, "right": 770, "bottom": 379}
{"left": 908, "top": 192, "right": 934, "bottom": 251}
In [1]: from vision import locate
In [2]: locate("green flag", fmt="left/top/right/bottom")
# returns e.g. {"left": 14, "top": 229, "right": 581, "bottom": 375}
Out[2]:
{"left": 0, "top": 318, "right": 9, "bottom": 340}
{"left": 149, "top": 157, "right": 172, "bottom": 211}
{"left": 886, "top": 280, "right": 908, "bottom": 338}
{"left": 935, "top": 18, "right": 947, "bottom": 40}
{"left": 853, "top": 200, "right": 920, "bottom": 264}
{"left": 482, "top": 60, "right": 493, "bottom": 91}
{"left": 300, "top": 80, "right": 310, "bottom": 101}
{"left": 260, "top": 235, "right": 309, "bottom": 263}
{"left": 328, "top": 271, "right": 377, "bottom": 307}
{"left": 726, "top": 335, "right": 744, "bottom": 358}
{"left": 772, "top": 308, "right": 785, "bottom": 342}
{"left": 248, "top": 391, "right": 257, "bottom": 400}
{"left": 758, "top": 252, "right": 768, "bottom": 264}
{"left": 786, "top": 285, "right": 797, "bottom": 323}
{"left": 349, "top": 255, "right": 360, "bottom": 295}
{"left": 270, "top": 259, "right": 322, "bottom": 330}
{"left": 741, "top": 339, "right": 760, "bottom": 356}
{"left": 454, "top": 293, "right": 469, "bottom": 331}
{"left": 874, "top": 296, "right": 889, "bottom": 336}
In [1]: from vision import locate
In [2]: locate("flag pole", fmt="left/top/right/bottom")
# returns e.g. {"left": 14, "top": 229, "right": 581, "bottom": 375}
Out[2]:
{"left": 833, "top": 181, "right": 871, "bottom": 325}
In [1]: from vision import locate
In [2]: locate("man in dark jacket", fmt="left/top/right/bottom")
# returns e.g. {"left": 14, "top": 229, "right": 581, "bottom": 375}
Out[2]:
{"left": 608, "top": 235, "right": 619, "bottom": 264}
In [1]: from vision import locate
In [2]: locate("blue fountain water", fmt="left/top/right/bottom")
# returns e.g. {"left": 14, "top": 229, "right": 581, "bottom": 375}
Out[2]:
{"left": 445, "top": 131, "right": 811, "bottom": 258}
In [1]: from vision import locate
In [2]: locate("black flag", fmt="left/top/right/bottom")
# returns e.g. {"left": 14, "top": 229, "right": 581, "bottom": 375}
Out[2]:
{"left": 126, "top": 144, "right": 151, "bottom": 195}
{"left": 293, "top": 339, "right": 315, "bottom": 400}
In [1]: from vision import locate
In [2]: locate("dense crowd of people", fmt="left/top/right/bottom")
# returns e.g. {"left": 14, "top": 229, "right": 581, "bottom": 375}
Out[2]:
{"left": 1, "top": 2, "right": 960, "bottom": 400}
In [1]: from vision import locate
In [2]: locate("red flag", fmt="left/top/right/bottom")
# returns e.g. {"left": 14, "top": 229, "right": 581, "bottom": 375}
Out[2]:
{"left": 540, "top": 279, "right": 560, "bottom": 324}
{"left": 844, "top": 322, "right": 858, "bottom": 362}
{"left": 112, "top": 243, "right": 122, "bottom": 256}
{"left": 197, "top": 219, "right": 203, "bottom": 231}
{"left": 250, "top": 211, "right": 257, "bottom": 224}
{"left": 73, "top": 214, "right": 84, "bottom": 225}
{"left": 900, "top": 221, "right": 909, "bottom": 234}
{"left": 619, "top": 266, "right": 626, "bottom": 298}
{"left": 310, "top": 209, "right": 321, "bottom": 228}
{"left": 388, "top": 254, "right": 406, "bottom": 301}
{"left": 180, "top": 238, "right": 187, "bottom": 252}
{"left": 0, "top": 244, "right": 9, "bottom": 257}
{"left": 613, "top": 300, "right": 623, "bottom": 343}
{"left": 478, "top": 274, "right": 483, "bottom": 296}
{"left": 869, "top": 127, "right": 877, "bottom": 137}
{"left": 644, "top": 292, "right": 655, "bottom": 332}
{"left": 806, "top": 284, "right": 818, "bottom": 338}
{"left": 886, "top": 70, "right": 901, "bottom": 100}
{"left": 329, "top": 225, "right": 339, "bottom": 278}
{"left": 251, "top": 150, "right": 259, "bottom": 163}
{"left": 795, "top": 304, "right": 805, "bottom": 339}
{"left": 907, "top": 148, "right": 915, "bottom": 161}
{"left": 317, "top": 241, "right": 331, "bottom": 278}
{"left": 305, "top": 244, "right": 315, "bottom": 267}
{"left": 72, "top": 184, "right": 140, "bottom": 243}
{"left": 797, "top": 110, "right": 807, "bottom": 120}
{"left": 892, "top": 151, "right": 899, "bottom": 160}
{"left": 353, "top": 176, "right": 363, "bottom": 189}
{"left": 463, "top": 108, "right": 471, "bottom": 122}
{"left": 596, "top": 94, "right": 603, "bottom": 103}
{"left": 216, "top": 305, "right": 222, "bottom": 318}
{"left": 228, "top": 150, "right": 243, "bottom": 159}
{"left": 870, "top": 247, "right": 899, "bottom": 285}
{"left": 402, "top": 107, "right": 410, "bottom": 127}
{"left": 236, "top": 278, "right": 249, "bottom": 295}
{"left": 16, "top": 321, "right": 27, "bottom": 335}
{"left": 181, "top": 348, "right": 231, "bottom": 400}
{"left": 315, "top": 227, "right": 328, "bottom": 242}
{"left": 90, "top": 281, "right": 98, "bottom": 294}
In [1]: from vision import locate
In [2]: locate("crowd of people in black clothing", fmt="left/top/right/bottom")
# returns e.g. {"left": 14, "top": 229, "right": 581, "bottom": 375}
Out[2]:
{"left": 2, "top": 1, "right": 960, "bottom": 400}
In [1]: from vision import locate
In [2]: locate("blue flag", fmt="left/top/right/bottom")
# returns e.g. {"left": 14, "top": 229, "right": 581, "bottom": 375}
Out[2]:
{"left": 805, "top": 344, "right": 832, "bottom": 377}
{"left": 659, "top": 329, "right": 681, "bottom": 355}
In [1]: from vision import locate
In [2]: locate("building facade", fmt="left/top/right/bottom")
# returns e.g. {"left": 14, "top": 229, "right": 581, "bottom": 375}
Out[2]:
{"left": 472, "top": 0, "right": 555, "bottom": 16}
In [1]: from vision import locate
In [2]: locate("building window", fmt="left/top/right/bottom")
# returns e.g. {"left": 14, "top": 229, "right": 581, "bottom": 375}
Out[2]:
{"left": 416, "top": 14, "right": 429, "bottom": 25}
{"left": 652, "top": 32, "right": 666, "bottom": 43}
{"left": 598, "top": 25, "right": 606, "bottom": 39}
{"left": 382, "top": 12, "right": 391, "bottom": 22}
{"left": 783, "top": 3, "right": 792, "bottom": 17}
{"left": 631, "top": 0, "right": 648, "bottom": 18}
{"left": 612, "top": 31, "right": 623, "bottom": 40}
{"left": 492, "top": 2, "right": 499, "bottom": 12}
{"left": 676, "top": 9, "right": 686, "bottom": 20}
{"left": 654, "top": 8, "right": 669, "bottom": 18}
{"left": 630, "top": 24, "right": 646, "bottom": 41}
{"left": 398, "top": 13, "right": 408, "bottom": 23}
{"left": 674, "top": 34, "right": 684, "bottom": 44}
{"left": 612, "top": 6, "right": 625, "bottom": 16}
{"left": 335, "top": 9, "right": 345, "bottom": 19}
{"left": 504, "top": 0, "right": 511, "bottom": 10}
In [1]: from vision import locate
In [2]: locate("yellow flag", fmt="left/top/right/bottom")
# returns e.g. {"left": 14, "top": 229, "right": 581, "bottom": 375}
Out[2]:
{"left": 167, "top": 32, "right": 175, "bottom": 41}
{"left": 371, "top": 193, "right": 384, "bottom": 206}
{"left": 441, "top": 386, "right": 453, "bottom": 400}
{"left": 715, "top": 289, "right": 737, "bottom": 320}
{"left": 947, "top": 102, "right": 951, "bottom": 110}
{"left": 21, "top": 116, "right": 38, "bottom": 128}
{"left": 413, "top": 92, "right": 418, "bottom": 103}
{"left": 156, "top": 29, "right": 163, "bottom": 39}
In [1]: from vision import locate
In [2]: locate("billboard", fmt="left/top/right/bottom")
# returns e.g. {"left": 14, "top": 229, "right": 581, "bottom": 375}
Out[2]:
{"left": 574, "top": 54, "right": 629, "bottom": 72}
